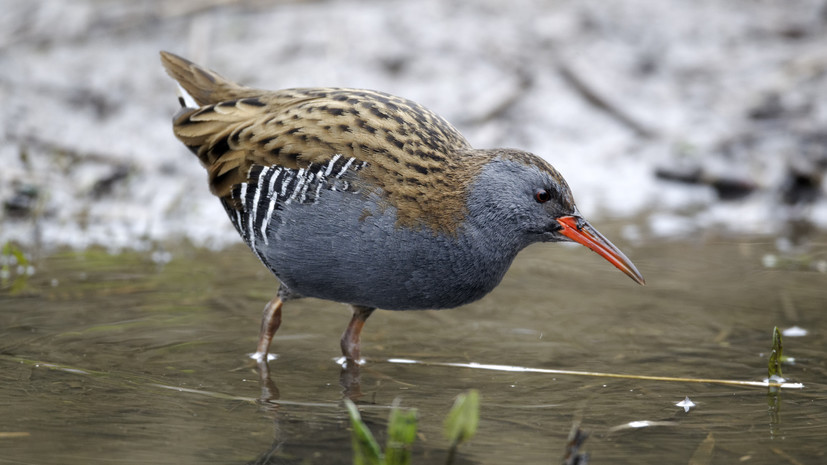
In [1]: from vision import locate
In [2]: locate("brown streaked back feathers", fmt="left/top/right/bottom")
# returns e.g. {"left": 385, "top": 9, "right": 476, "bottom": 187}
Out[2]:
{"left": 161, "top": 51, "right": 518, "bottom": 233}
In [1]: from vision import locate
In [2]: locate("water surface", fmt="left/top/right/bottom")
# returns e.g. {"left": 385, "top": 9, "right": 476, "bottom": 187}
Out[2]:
{"left": 1, "top": 233, "right": 826, "bottom": 464}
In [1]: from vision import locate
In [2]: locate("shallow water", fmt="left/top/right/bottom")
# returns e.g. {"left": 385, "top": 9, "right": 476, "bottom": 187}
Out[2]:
{"left": 1, "top": 232, "right": 826, "bottom": 464}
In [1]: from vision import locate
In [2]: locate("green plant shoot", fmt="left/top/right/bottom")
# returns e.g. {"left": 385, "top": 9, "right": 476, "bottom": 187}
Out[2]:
{"left": 385, "top": 400, "right": 418, "bottom": 465}
{"left": 443, "top": 389, "right": 480, "bottom": 464}
{"left": 345, "top": 399, "right": 384, "bottom": 465}
{"left": 768, "top": 326, "right": 783, "bottom": 379}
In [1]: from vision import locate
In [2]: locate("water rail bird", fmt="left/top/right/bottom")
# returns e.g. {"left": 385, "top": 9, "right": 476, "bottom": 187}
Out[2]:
{"left": 160, "top": 51, "right": 645, "bottom": 364}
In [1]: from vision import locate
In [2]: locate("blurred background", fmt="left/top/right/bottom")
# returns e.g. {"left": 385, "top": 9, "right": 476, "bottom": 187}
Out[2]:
{"left": 2, "top": 0, "right": 826, "bottom": 255}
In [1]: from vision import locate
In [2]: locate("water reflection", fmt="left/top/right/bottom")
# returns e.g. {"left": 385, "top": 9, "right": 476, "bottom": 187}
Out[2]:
{"left": 249, "top": 357, "right": 478, "bottom": 465}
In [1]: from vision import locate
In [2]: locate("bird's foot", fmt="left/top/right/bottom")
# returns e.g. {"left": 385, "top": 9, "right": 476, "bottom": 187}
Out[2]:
{"left": 250, "top": 351, "right": 279, "bottom": 363}
{"left": 334, "top": 356, "right": 365, "bottom": 367}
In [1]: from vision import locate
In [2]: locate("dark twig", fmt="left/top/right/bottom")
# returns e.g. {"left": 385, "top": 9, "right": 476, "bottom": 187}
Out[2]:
{"left": 557, "top": 60, "right": 656, "bottom": 139}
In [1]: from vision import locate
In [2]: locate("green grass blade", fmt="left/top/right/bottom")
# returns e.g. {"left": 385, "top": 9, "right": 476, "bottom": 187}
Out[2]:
{"left": 345, "top": 399, "right": 384, "bottom": 465}
{"left": 385, "top": 400, "right": 418, "bottom": 465}
{"left": 443, "top": 389, "right": 480, "bottom": 445}
{"left": 768, "top": 326, "right": 783, "bottom": 379}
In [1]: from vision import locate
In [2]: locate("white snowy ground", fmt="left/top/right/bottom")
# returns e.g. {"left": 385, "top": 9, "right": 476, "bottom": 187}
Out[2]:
{"left": 1, "top": 0, "right": 826, "bottom": 252}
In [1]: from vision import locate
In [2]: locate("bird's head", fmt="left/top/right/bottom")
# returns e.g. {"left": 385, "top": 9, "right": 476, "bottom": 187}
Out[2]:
{"left": 467, "top": 149, "right": 645, "bottom": 285}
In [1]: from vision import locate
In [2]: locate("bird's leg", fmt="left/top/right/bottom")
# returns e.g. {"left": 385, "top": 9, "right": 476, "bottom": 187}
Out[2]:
{"left": 252, "top": 294, "right": 283, "bottom": 363}
{"left": 340, "top": 305, "right": 375, "bottom": 363}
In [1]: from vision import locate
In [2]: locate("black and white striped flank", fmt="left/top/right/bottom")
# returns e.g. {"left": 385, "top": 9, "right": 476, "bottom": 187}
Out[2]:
{"left": 223, "top": 155, "right": 367, "bottom": 259}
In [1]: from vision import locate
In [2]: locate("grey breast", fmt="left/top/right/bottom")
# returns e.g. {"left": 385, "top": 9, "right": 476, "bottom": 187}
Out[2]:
{"left": 225, "top": 156, "right": 522, "bottom": 310}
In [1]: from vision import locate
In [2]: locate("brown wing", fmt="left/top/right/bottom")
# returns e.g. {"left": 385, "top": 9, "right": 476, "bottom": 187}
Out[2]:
{"left": 161, "top": 51, "right": 480, "bottom": 233}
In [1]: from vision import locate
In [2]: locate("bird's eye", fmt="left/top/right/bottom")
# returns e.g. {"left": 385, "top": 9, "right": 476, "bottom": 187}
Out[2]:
{"left": 534, "top": 189, "right": 551, "bottom": 203}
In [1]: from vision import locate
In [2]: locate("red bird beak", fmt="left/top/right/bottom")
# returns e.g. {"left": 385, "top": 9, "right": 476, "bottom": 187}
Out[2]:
{"left": 556, "top": 216, "right": 645, "bottom": 285}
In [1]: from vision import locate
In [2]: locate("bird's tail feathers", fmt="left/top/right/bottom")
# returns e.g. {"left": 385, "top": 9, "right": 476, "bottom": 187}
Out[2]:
{"left": 160, "top": 51, "right": 258, "bottom": 106}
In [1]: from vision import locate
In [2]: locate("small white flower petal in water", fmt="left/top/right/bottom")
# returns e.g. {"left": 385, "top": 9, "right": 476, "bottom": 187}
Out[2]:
{"left": 676, "top": 396, "right": 696, "bottom": 412}
{"left": 782, "top": 326, "right": 808, "bottom": 337}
